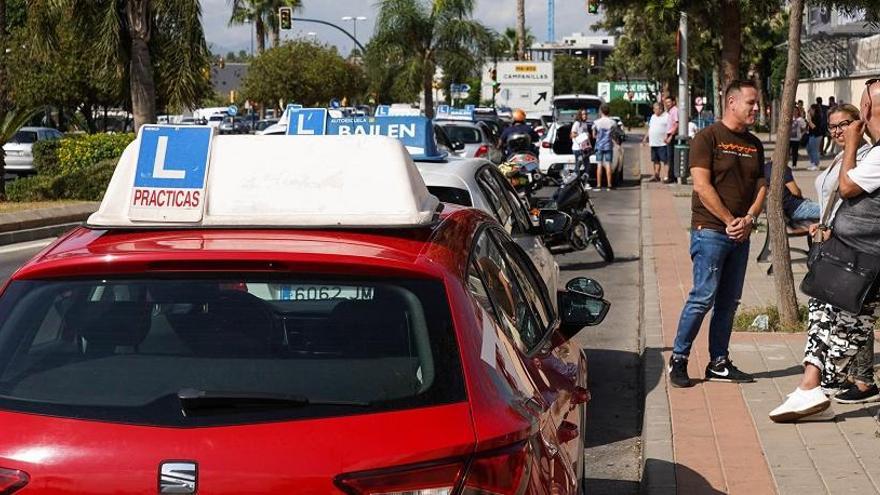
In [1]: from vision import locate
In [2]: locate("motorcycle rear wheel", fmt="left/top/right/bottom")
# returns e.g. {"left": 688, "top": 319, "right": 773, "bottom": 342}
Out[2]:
{"left": 590, "top": 219, "right": 614, "bottom": 262}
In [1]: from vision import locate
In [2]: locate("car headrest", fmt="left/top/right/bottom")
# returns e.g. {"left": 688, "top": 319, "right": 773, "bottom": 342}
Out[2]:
{"left": 71, "top": 301, "right": 153, "bottom": 352}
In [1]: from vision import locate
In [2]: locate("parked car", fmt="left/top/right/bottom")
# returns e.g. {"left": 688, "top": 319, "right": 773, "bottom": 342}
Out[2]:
{"left": 435, "top": 120, "right": 503, "bottom": 163}
{"left": 254, "top": 119, "right": 280, "bottom": 134}
{"left": 415, "top": 156, "right": 563, "bottom": 294}
{"left": 0, "top": 131, "right": 609, "bottom": 494}
{"left": 538, "top": 95, "right": 603, "bottom": 177}
{"left": 433, "top": 124, "right": 466, "bottom": 157}
{"left": 2, "top": 127, "right": 64, "bottom": 174}
{"left": 218, "top": 117, "right": 249, "bottom": 134}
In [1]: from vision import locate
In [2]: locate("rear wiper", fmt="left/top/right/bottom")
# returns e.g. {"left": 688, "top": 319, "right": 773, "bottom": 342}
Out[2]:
{"left": 177, "top": 388, "right": 370, "bottom": 414}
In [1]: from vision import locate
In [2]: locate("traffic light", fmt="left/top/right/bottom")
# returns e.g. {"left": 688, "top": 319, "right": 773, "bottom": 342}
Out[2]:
{"left": 490, "top": 67, "right": 500, "bottom": 94}
{"left": 587, "top": 0, "right": 599, "bottom": 14}
{"left": 279, "top": 7, "right": 292, "bottom": 30}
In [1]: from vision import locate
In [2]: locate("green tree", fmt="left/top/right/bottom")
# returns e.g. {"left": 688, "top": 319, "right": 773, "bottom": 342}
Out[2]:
{"left": 242, "top": 41, "right": 365, "bottom": 110}
{"left": 30, "top": 0, "right": 212, "bottom": 131}
{"left": 370, "top": 0, "right": 491, "bottom": 118}
{"left": 515, "top": 0, "right": 525, "bottom": 60}
{"left": 554, "top": 55, "right": 600, "bottom": 95}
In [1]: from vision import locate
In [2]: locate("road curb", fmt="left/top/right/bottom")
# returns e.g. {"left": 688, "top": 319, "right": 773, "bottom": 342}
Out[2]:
{"left": 0, "top": 203, "right": 97, "bottom": 247}
{"left": 0, "top": 222, "right": 82, "bottom": 247}
{"left": 639, "top": 167, "right": 676, "bottom": 492}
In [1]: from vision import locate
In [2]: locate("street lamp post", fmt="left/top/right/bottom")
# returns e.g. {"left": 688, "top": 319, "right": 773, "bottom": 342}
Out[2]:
{"left": 341, "top": 16, "right": 367, "bottom": 52}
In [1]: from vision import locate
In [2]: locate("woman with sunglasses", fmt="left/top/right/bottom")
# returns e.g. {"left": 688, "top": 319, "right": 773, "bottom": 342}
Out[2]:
{"left": 770, "top": 102, "right": 879, "bottom": 422}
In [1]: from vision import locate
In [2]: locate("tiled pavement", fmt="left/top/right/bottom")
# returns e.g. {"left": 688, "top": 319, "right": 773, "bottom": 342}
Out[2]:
{"left": 638, "top": 143, "right": 880, "bottom": 495}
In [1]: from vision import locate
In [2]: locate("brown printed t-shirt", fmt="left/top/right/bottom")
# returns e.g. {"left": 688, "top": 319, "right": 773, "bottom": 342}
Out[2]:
{"left": 689, "top": 123, "right": 765, "bottom": 232}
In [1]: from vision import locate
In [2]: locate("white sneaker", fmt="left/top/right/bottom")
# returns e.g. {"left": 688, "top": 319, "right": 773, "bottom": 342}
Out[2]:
{"left": 807, "top": 165, "right": 819, "bottom": 171}
{"left": 797, "top": 405, "right": 836, "bottom": 422}
{"left": 769, "top": 387, "right": 830, "bottom": 423}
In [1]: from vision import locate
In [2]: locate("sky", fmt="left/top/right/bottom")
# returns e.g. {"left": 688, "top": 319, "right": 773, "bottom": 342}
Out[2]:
{"left": 201, "top": 0, "right": 604, "bottom": 57}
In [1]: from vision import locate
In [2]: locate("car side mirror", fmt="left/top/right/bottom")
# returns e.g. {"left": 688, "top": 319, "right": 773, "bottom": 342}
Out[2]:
{"left": 539, "top": 209, "right": 571, "bottom": 236}
{"left": 556, "top": 281, "right": 610, "bottom": 341}
{"left": 566, "top": 276, "right": 604, "bottom": 298}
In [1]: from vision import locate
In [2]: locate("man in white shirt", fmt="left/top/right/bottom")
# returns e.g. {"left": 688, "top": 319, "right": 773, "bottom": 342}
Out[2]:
{"left": 642, "top": 102, "right": 669, "bottom": 182}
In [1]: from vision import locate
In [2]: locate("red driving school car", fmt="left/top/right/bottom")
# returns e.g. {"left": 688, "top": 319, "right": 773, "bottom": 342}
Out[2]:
{"left": 0, "top": 119, "right": 609, "bottom": 494}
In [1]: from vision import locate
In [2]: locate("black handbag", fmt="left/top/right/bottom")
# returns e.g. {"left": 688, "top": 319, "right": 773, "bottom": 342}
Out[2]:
{"left": 801, "top": 235, "right": 880, "bottom": 314}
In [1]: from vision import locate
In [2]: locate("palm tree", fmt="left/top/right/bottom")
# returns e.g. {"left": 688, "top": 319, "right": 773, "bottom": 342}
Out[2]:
{"left": 515, "top": 0, "right": 525, "bottom": 60}
{"left": 0, "top": 107, "right": 43, "bottom": 200}
{"left": 32, "top": 0, "right": 211, "bottom": 132}
{"left": 230, "top": 0, "right": 302, "bottom": 53}
{"left": 500, "top": 26, "right": 534, "bottom": 59}
{"left": 371, "top": 0, "right": 490, "bottom": 118}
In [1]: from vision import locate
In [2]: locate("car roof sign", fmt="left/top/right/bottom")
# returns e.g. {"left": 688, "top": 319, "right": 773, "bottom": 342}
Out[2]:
{"left": 88, "top": 128, "right": 440, "bottom": 228}
{"left": 435, "top": 107, "right": 475, "bottom": 121}
{"left": 286, "top": 108, "right": 327, "bottom": 135}
{"left": 128, "top": 125, "right": 214, "bottom": 223}
{"left": 376, "top": 104, "right": 421, "bottom": 117}
{"left": 286, "top": 109, "right": 447, "bottom": 161}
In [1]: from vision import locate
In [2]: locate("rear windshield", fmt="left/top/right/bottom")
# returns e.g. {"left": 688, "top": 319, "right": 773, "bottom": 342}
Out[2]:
{"left": 11, "top": 131, "right": 38, "bottom": 144}
{"left": 427, "top": 186, "right": 472, "bottom": 207}
{"left": 554, "top": 98, "right": 601, "bottom": 121}
{"left": 0, "top": 277, "right": 464, "bottom": 426}
{"left": 442, "top": 125, "right": 482, "bottom": 144}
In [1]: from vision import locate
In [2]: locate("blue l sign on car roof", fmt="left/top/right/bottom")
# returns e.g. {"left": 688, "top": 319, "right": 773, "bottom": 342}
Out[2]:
{"left": 286, "top": 108, "right": 327, "bottom": 135}
{"left": 130, "top": 125, "right": 213, "bottom": 222}
{"left": 327, "top": 116, "right": 445, "bottom": 161}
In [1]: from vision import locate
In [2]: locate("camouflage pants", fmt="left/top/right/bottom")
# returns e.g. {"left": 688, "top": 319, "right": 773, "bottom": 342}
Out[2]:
{"left": 803, "top": 298, "right": 878, "bottom": 388}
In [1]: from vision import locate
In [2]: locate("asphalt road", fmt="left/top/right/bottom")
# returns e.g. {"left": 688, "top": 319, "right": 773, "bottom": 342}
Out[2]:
{"left": 0, "top": 239, "right": 54, "bottom": 284}
{"left": 565, "top": 140, "right": 643, "bottom": 494}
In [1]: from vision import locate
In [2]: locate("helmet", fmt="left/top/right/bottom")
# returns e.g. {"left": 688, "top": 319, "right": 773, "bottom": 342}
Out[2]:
{"left": 512, "top": 109, "right": 526, "bottom": 123}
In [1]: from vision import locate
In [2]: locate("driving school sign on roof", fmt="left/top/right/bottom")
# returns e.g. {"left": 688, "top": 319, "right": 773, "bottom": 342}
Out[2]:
{"left": 129, "top": 125, "right": 214, "bottom": 222}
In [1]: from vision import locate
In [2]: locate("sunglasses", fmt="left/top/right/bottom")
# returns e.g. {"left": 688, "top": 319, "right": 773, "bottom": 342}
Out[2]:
{"left": 867, "top": 78, "right": 879, "bottom": 87}
{"left": 828, "top": 120, "right": 853, "bottom": 132}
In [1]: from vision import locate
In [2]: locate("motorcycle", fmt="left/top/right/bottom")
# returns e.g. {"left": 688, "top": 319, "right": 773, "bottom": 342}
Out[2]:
{"left": 498, "top": 133, "right": 544, "bottom": 201}
{"left": 533, "top": 172, "right": 614, "bottom": 263}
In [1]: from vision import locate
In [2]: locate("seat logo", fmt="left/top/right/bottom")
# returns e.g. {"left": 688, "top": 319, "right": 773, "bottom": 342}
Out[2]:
{"left": 159, "top": 461, "right": 197, "bottom": 494}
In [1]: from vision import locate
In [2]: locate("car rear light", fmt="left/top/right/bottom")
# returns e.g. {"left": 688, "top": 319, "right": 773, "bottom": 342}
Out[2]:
{"left": 474, "top": 145, "right": 489, "bottom": 158}
{"left": 335, "top": 460, "right": 465, "bottom": 495}
{"left": 0, "top": 468, "right": 29, "bottom": 495}
{"left": 461, "top": 442, "right": 530, "bottom": 495}
{"left": 541, "top": 141, "right": 550, "bottom": 148}
{"left": 336, "top": 442, "right": 530, "bottom": 495}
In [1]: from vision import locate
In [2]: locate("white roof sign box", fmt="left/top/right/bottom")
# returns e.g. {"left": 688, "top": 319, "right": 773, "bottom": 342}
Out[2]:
{"left": 88, "top": 131, "right": 441, "bottom": 229}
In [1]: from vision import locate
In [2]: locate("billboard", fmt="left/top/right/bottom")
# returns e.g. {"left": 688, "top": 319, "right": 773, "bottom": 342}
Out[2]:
{"left": 596, "top": 80, "right": 660, "bottom": 104}
{"left": 480, "top": 61, "right": 554, "bottom": 113}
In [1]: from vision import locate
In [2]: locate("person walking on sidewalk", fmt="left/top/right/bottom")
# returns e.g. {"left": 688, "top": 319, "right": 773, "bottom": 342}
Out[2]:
{"left": 770, "top": 92, "right": 880, "bottom": 423}
{"left": 806, "top": 99, "right": 826, "bottom": 171}
{"left": 789, "top": 107, "right": 807, "bottom": 169}
{"left": 570, "top": 110, "right": 592, "bottom": 180}
{"left": 667, "top": 80, "right": 767, "bottom": 388}
{"left": 642, "top": 102, "right": 669, "bottom": 182}
{"left": 664, "top": 95, "right": 680, "bottom": 183}
{"left": 592, "top": 103, "right": 616, "bottom": 191}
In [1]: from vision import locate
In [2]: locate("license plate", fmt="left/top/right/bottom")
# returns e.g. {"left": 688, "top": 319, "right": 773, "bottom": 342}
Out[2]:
{"left": 277, "top": 285, "right": 374, "bottom": 301}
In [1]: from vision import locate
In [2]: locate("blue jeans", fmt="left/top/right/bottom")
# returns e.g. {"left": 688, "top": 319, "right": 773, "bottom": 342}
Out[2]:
{"left": 806, "top": 135, "right": 820, "bottom": 166}
{"left": 789, "top": 200, "right": 820, "bottom": 222}
{"left": 673, "top": 228, "right": 751, "bottom": 360}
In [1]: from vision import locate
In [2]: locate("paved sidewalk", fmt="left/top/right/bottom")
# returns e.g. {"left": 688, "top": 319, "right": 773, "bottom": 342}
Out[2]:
{"left": 639, "top": 145, "right": 880, "bottom": 495}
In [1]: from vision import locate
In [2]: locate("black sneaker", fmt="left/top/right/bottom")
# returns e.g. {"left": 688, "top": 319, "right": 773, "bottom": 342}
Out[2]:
{"left": 833, "top": 383, "right": 880, "bottom": 404}
{"left": 668, "top": 356, "right": 692, "bottom": 388}
{"left": 705, "top": 357, "right": 754, "bottom": 383}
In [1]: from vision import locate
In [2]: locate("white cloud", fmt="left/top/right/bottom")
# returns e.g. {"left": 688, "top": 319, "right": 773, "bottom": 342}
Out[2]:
{"left": 200, "top": 0, "right": 604, "bottom": 56}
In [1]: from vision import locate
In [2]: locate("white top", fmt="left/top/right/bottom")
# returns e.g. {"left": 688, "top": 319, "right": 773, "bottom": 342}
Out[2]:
{"left": 88, "top": 132, "right": 440, "bottom": 228}
{"left": 815, "top": 143, "right": 875, "bottom": 220}
{"left": 845, "top": 144, "right": 880, "bottom": 194}
{"left": 570, "top": 121, "right": 589, "bottom": 151}
{"left": 687, "top": 121, "right": 698, "bottom": 139}
{"left": 592, "top": 116, "right": 615, "bottom": 151}
{"left": 647, "top": 113, "right": 668, "bottom": 146}
{"left": 789, "top": 117, "right": 807, "bottom": 141}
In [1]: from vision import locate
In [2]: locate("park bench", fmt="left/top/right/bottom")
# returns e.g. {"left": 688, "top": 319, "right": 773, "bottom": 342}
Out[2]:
{"left": 755, "top": 208, "right": 814, "bottom": 275}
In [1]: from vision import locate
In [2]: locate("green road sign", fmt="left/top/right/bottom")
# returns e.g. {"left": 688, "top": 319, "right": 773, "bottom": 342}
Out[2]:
{"left": 597, "top": 80, "right": 658, "bottom": 104}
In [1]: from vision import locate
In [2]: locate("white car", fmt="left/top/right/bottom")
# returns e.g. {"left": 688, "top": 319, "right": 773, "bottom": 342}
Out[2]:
{"left": 415, "top": 157, "right": 560, "bottom": 294}
{"left": 3, "top": 127, "right": 64, "bottom": 174}
{"left": 538, "top": 94, "right": 603, "bottom": 176}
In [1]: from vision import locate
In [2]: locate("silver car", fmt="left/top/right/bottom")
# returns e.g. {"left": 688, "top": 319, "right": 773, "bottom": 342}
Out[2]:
{"left": 3, "top": 127, "right": 64, "bottom": 174}
{"left": 434, "top": 120, "right": 503, "bottom": 164}
{"left": 416, "top": 157, "right": 560, "bottom": 295}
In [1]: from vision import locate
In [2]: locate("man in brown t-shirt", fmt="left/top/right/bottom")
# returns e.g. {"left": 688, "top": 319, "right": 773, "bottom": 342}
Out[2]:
{"left": 668, "top": 80, "right": 767, "bottom": 388}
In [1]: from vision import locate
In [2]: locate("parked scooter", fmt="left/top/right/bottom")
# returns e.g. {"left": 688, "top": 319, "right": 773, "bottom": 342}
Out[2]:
{"left": 534, "top": 172, "right": 614, "bottom": 262}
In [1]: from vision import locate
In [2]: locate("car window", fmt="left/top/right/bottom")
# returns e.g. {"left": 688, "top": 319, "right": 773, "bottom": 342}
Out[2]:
{"left": 485, "top": 168, "right": 532, "bottom": 235}
{"left": 0, "top": 277, "right": 465, "bottom": 427}
{"left": 433, "top": 125, "right": 455, "bottom": 151}
{"left": 488, "top": 230, "right": 552, "bottom": 327}
{"left": 11, "top": 131, "right": 38, "bottom": 144}
{"left": 442, "top": 125, "right": 482, "bottom": 144}
{"left": 427, "top": 185, "right": 472, "bottom": 207}
{"left": 476, "top": 167, "right": 512, "bottom": 230}
{"left": 470, "top": 230, "right": 547, "bottom": 350}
